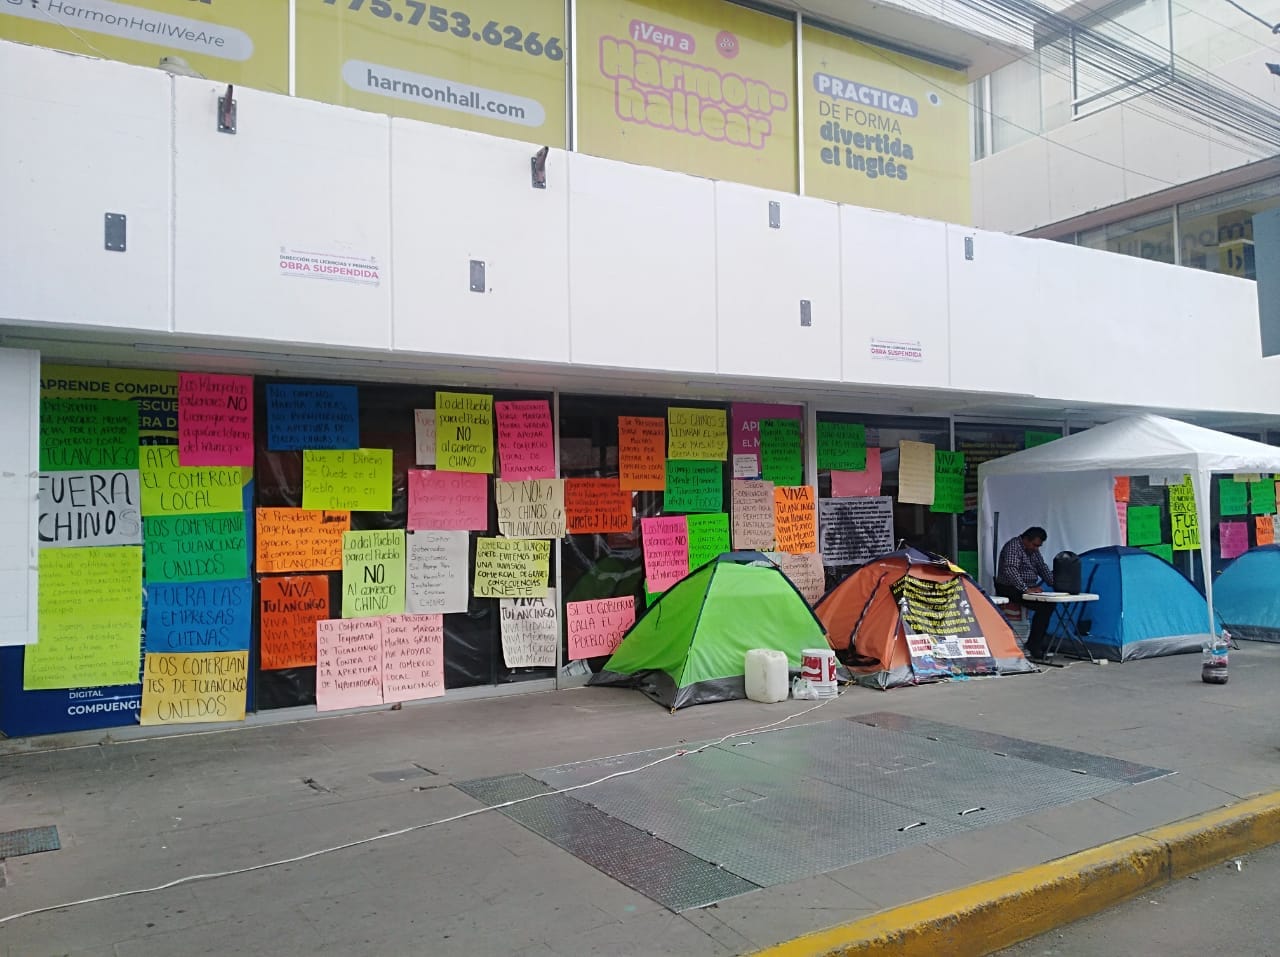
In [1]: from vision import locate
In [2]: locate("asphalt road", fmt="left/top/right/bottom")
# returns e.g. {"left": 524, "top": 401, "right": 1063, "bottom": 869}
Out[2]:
{"left": 997, "top": 841, "right": 1280, "bottom": 956}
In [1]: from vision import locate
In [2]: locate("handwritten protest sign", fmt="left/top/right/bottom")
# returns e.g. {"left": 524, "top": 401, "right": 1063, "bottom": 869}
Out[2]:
{"left": 831, "top": 448, "right": 882, "bottom": 498}
{"left": 435, "top": 392, "right": 494, "bottom": 473}
{"left": 38, "top": 470, "right": 142, "bottom": 547}
{"left": 145, "top": 579, "right": 251, "bottom": 653}
{"left": 302, "top": 449, "right": 393, "bottom": 512}
{"left": 1114, "top": 476, "right": 1131, "bottom": 503}
{"left": 407, "top": 469, "right": 488, "bottom": 530}
{"left": 1142, "top": 543, "right": 1174, "bottom": 562}
{"left": 1218, "top": 478, "right": 1248, "bottom": 515}
{"left": 642, "top": 516, "right": 690, "bottom": 591}
{"left": 1125, "top": 505, "right": 1162, "bottom": 546}
{"left": 687, "top": 513, "right": 730, "bottom": 570}
{"left": 773, "top": 486, "right": 817, "bottom": 554}
{"left": 819, "top": 497, "right": 894, "bottom": 566}
{"left": 731, "top": 403, "right": 802, "bottom": 475}
{"left": 413, "top": 410, "right": 437, "bottom": 466}
{"left": 760, "top": 419, "right": 803, "bottom": 487}
{"left": 1116, "top": 503, "right": 1128, "bottom": 542}
{"left": 140, "top": 650, "right": 248, "bottom": 725}
{"left": 618, "top": 416, "right": 666, "bottom": 490}
{"left": 499, "top": 591, "right": 558, "bottom": 668}
{"left": 816, "top": 421, "right": 866, "bottom": 471}
{"left": 664, "top": 460, "right": 723, "bottom": 513}
{"left": 259, "top": 575, "right": 329, "bottom": 669}
{"left": 496, "top": 400, "right": 555, "bottom": 480}
{"left": 567, "top": 597, "right": 636, "bottom": 661}
{"left": 178, "top": 373, "right": 253, "bottom": 467}
{"left": 342, "top": 530, "right": 405, "bottom": 618}
{"left": 731, "top": 479, "right": 775, "bottom": 550}
{"left": 1220, "top": 521, "right": 1249, "bottom": 560}
{"left": 406, "top": 530, "right": 470, "bottom": 615}
{"left": 255, "top": 509, "right": 349, "bottom": 572}
{"left": 773, "top": 551, "right": 826, "bottom": 604}
{"left": 668, "top": 408, "right": 727, "bottom": 460}
{"left": 140, "top": 446, "right": 242, "bottom": 516}
{"left": 1257, "top": 514, "right": 1275, "bottom": 547}
{"left": 24, "top": 546, "right": 142, "bottom": 690}
{"left": 898, "top": 441, "right": 936, "bottom": 505}
{"left": 267, "top": 384, "right": 359, "bottom": 450}
{"left": 382, "top": 614, "right": 445, "bottom": 702}
{"left": 1025, "top": 430, "right": 1060, "bottom": 448}
{"left": 931, "top": 451, "right": 966, "bottom": 514}
{"left": 565, "top": 478, "right": 633, "bottom": 535}
{"left": 41, "top": 399, "right": 138, "bottom": 471}
{"left": 144, "top": 513, "right": 247, "bottom": 583}
{"left": 473, "top": 538, "right": 551, "bottom": 598}
{"left": 496, "top": 479, "right": 566, "bottom": 538}
{"left": 1251, "top": 480, "right": 1276, "bottom": 515}
{"left": 316, "top": 618, "right": 383, "bottom": 711}
{"left": 1168, "top": 476, "right": 1196, "bottom": 513}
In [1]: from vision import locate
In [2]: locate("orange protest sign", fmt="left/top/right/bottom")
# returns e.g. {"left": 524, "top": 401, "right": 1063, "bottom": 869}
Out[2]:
{"left": 618, "top": 416, "right": 666, "bottom": 491}
{"left": 565, "top": 478, "right": 634, "bottom": 535}
{"left": 773, "top": 485, "right": 817, "bottom": 554}
{"left": 255, "top": 508, "right": 349, "bottom": 573}
{"left": 1257, "top": 515, "right": 1275, "bottom": 546}
{"left": 259, "top": 575, "right": 330, "bottom": 669}
{"left": 1114, "top": 476, "right": 1130, "bottom": 502}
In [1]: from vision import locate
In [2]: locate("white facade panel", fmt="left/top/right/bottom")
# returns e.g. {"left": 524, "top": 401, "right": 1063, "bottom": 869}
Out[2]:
{"left": 0, "top": 348, "right": 39, "bottom": 647}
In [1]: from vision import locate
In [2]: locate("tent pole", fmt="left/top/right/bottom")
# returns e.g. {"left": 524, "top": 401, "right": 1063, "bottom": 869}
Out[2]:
{"left": 1195, "top": 468, "right": 1216, "bottom": 639}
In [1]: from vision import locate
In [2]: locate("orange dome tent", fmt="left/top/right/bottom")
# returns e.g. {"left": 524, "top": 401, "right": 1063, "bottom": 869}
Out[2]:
{"left": 815, "top": 547, "right": 1036, "bottom": 689}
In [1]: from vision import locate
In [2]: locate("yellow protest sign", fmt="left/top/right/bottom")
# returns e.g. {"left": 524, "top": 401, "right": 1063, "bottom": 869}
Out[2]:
{"left": 668, "top": 408, "right": 728, "bottom": 461}
{"left": 302, "top": 449, "right": 394, "bottom": 512}
{"left": 801, "top": 24, "right": 970, "bottom": 224}
{"left": 139, "top": 445, "right": 242, "bottom": 516}
{"left": 435, "top": 393, "right": 495, "bottom": 474}
{"left": 296, "top": 0, "right": 567, "bottom": 146}
{"left": 473, "top": 538, "right": 551, "bottom": 598}
{"left": 0, "top": 1, "right": 287, "bottom": 94}
{"left": 25, "top": 547, "right": 143, "bottom": 690}
{"left": 578, "top": 0, "right": 797, "bottom": 191}
{"left": 140, "top": 651, "right": 249, "bottom": 725}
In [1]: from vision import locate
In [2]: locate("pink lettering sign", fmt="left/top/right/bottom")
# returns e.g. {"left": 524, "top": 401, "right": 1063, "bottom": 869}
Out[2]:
{"left": 831, "top": 448, "right": 882, "bottom": 498}
{"left": 407, "top": 470, "right": 488, "bottom": 530}
{"left": 731, "top": 403, "right": 803, "bottom": 473}
{"left": 641, "top": 515, "right": 690, "bottom": 592}
{"left": 567, "top": 596, "right": 637, "bottom": 661}
{"left": 178, "top": 373, "right": 254, "bottom": 466}
{"left": 316, "top": 618, "right": 383, "bottom": 712}
{"left": 496, "top": 400, "right": 556, "bottom": 481}
{"left": 381, "top": 614, "right": 445, "bottom": 703}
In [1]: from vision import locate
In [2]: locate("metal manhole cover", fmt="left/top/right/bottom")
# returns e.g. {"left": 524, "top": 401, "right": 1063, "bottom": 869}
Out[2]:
{"left": 0, "top": 826, "right": 60, "bottom": 858}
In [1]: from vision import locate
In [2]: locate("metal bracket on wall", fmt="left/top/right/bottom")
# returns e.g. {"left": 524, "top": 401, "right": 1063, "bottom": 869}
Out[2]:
{"left": 104, "top": 213, "right": 126, "bottom": 252}
{"left": 218, "top": 84, "right": 237, "bottom": 134}
{"left": 800, "top": 300, "right": 812, "bottom": 327}
{"left": 469, "top": 260, "right": 486, "bottom": 293}
{"left": 769, "top": 201, "right": 781, "bottom": 229}
{"left": 964, "top": 236, "right": 975, "bottom": 261}
{"left": 531, "top": 146, "right": 548, "bottom": 189}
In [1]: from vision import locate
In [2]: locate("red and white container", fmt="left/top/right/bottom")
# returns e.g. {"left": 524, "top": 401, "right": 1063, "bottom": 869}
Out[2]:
{"left": 800, "top": 648, "right": 838, "bottom": 698}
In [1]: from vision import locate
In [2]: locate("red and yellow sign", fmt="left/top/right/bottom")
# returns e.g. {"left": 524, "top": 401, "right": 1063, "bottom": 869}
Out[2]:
{"left": 577, "top": 0, "right": 797, "bottom": 191}
{"left": 0, "top": 0, "right": 287, "bottom": 92}
{"left": 802, "top": 25, "right": 970, "bottom": 223}
{"left": 297, "top": 0, "right": 567, "bottom": 146}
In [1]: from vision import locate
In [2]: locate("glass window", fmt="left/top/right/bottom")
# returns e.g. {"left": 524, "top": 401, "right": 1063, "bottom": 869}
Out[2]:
{"left": 1079, "top": 206, "right": 1176, "bottom": 263}
{"left": 1071, "top": 0, "right": 1173, "bottom": 117}
{"left": 1172, "top": 0, "right": 1280, "bottom": 71}
{"left": 1178, "top": 178, "right": 1280, "bottom": 279}
{"left": 988, "top": 57, "right": 1042, "bottom": 153}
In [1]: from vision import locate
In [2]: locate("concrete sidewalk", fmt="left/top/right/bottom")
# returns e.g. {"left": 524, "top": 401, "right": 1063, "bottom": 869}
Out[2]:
{"left": 3, "top": 645, "right": 1279, "bottom": 957}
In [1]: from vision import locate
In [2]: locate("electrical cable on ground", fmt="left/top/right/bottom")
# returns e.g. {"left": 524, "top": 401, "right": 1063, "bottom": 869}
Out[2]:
{"left": 0, "top": 689, "right": 845, "bottom": 927}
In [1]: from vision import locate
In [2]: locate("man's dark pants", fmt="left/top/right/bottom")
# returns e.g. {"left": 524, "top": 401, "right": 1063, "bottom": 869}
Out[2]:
{"left": 995, "top": 582, "right": 1051, "bottom": 659}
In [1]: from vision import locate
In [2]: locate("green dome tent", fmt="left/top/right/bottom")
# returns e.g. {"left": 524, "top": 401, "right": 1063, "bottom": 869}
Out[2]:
{"left": 588, "top": 556, "right": 829, "bottom": 710}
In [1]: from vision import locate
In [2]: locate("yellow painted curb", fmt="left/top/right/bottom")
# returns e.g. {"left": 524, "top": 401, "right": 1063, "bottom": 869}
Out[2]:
{"left": 754, "top": 789, "right": 1280, "bottom": 957}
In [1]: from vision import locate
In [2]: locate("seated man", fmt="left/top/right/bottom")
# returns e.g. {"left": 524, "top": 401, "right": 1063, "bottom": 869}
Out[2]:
{"left": 995, "top": 526, "right": 1054, "bottom": 660}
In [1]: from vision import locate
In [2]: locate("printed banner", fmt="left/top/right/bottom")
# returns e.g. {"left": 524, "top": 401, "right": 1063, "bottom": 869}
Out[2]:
{"left": 341, "top": 530, "right": 406, "bottom": 618}
{"left": 731, "top": 403, "right": 803, "bottom": 476}
{"left": 641, "top": 515, "right": 690, "bottom": 591}
{"left": 382, "top": 615, "right": 446, "bottom": 703}
{"left": 407, "top": 469, "right": 489, "bottom": 530}
{"left": 664, "top": 460, "right": 723, "bottom": 513}
{"left": 40, "top": 399, "right": 138, "bottom": 471}
{"left": 567, "top": 596, "right": 636, "bottom": 661}
{"left": 143, "top": 513, "right": 248, "bottom": 584}
{"left": 473, "top": 537, "right": 551, "bottom": 598}
{"left": 618, "top": 416, "right": 666, "bottom": 490}
{"left": 259, "top": 575, "right": 330, "bottom": 669}
{"left": 140, "top": 651, "right": 249, "bottom": 726}
{"left": 297, "top": 0, "right": 567, "bottom": 146}
{"left": 255, "top": 508, "right": 350, "bottom": 573}
{"left": 891, "top": 575, "right": 994, "bottom": 679}
{"left": 266, "top": 384, "right": 359, "bottom": 451}
{"left": 773, "top": 485, "right": 817, "bottom": 554}
{"left": 38, "top": 470, "right": 142, "bottom": 548}
{"left": 819, "top": 496, "right": 894, "bottom": 566}
{"left": 406, "top": 529, "right": 471, "bottom": 615}
{"left": 316, "top": 618, "right": 384, "bottom": 712}
{"left": 178, "top": 373, "right": 254, "bottom": 467}
{"left": 730, "top": 479, "right": 775, "bottom": 550}
{"left": 139, "top": 446, "right": 242, "bottom": 516}
{"left": 40, "top": 364, "right": 178, "bottom": 444}
{"left": 578, "top": 0, "right": 797, "bottom": 190}
{"left": 495, "top": 479, "right": 566, "bottom": 538}
{"left": 435, "top": 392, "right": 494, "bottom": 474}
{"left": 564, "top": 478, "right": 634, "bottom": 535}
{"left": 495, "top": 400, "right": 556, "bottom": 480}
{"left": 499, "top": 591, "right": 558, "bottom": 668}
{"left": 302, "top": 449, "right": 393, "bottom": 512}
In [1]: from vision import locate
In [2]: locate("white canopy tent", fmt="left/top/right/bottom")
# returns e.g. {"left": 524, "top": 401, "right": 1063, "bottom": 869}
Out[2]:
{"left": 978, "top": 414, "right": 1280, "bottom": 635}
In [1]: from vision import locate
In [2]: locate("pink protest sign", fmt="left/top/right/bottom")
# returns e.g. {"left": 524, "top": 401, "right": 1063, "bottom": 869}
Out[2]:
{"left": 381, "top": 614, "right": 445, "bottom": 703}
{"left": 407, "top": 469, "right": 488, "bottom": 530}
{"left": 496, "top": 400, "right": 556, "bottom": 481}
{"left": 1220, "top": 521, "right": 1249, "bottom": 560}
{"left": 731, "top": 403, "right": 803, "bottom": 471}
{"left": 831, "top": 448, "right": 882, "bottom": 498}
{"left": 316, "top": 618, "right": 383, "bottom": 712}
{"left": 567, "top": 596, "right": 636, "bottom": 661}
{"left": 178, "top": 373, "right": 254, "bottom": 466}
{"left": 1116, "top": 502, "right": 1128, "bottom": 542}
{"left": 641, "top": 516, "right": 690, "bottom": 591}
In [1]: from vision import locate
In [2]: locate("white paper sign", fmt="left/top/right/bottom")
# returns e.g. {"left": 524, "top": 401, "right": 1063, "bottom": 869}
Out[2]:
{"left": 732, "top": 454, "right": 759, "bottom": 479}
{"left": 500, "top": 589, "right": 558, "bottom": 668}
{"left": 38, "top": 470, "right": 143, "bottom": 548}
{"left": 406, "top": 530, "right": 470, "bottom": 615}
{"left": 414, "top": 410, "right": 437, "bottom": 466}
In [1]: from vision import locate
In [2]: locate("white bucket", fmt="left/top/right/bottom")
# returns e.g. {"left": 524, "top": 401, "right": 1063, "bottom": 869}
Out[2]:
{"left": 800, "top": 648, "right": 838, "bottom": 697}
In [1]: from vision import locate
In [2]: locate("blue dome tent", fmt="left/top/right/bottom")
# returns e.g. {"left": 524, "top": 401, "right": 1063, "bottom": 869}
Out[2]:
{"left": 1047, "top": 546, "right": 1220, "bottom": 661}
{"left": 1214, "top": 546, "right": 1280, "bottom": 642}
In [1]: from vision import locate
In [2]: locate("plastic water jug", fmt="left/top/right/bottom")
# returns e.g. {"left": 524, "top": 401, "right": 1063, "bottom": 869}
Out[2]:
{"left": 744, "top": 649, "right": 789, "bottom": 703}
{"left": 1201, "top": 632, "right": 1229, "bottom": 685}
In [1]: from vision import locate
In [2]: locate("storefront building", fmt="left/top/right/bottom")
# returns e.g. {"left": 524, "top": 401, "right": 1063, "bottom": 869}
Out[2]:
{"left": 2, "top": 1, "right": 1277, "bottom": 738}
